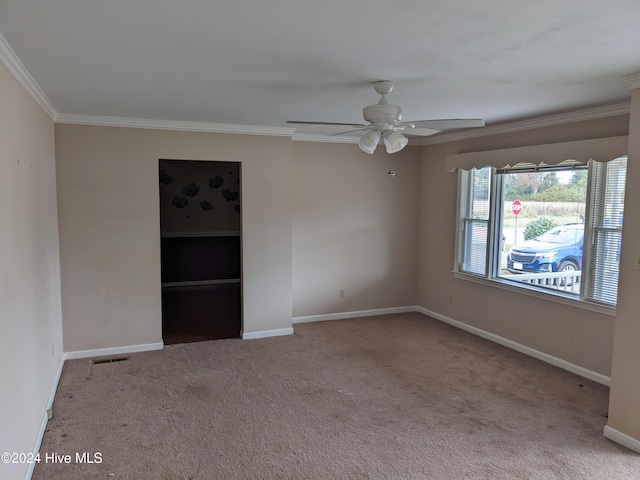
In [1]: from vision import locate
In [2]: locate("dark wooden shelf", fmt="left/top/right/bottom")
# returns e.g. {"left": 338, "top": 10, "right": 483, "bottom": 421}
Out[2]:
{"left": 160, "top": 232, "right": 242, "bottom": 345}
{"left": 161, "top": 231, "right": 240, "bottom": 238}
{"left": 161, "top": 235, "right": 241, "bottom": 284}
{"left": 162, "top": 278, "right": 241, "bottom": 288}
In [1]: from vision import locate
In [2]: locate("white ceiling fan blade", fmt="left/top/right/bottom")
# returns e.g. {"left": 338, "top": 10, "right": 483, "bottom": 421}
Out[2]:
{"left": 287, "top": 120, "right": 367, "bottom": 128}
{"left": 331, "top": 127, "right": 371, "bottom": 136}
{"left": 403, "top": 127, "right": 441, "bottom": 136}
{"left": 405, "top": 119, "right": 485, "bottom": 130}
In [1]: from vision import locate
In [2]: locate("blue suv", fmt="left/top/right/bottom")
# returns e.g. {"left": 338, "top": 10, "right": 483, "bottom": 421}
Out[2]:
{"left": 507, "top": 224, "right": 583, "bottom": 274}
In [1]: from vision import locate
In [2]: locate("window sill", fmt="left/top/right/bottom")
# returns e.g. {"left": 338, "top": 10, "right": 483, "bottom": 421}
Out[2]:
{"left": 452, "top": 271, "right": 616, "bottom": 317}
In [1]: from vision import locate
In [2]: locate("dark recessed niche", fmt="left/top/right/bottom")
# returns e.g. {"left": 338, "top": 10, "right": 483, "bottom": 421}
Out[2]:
{"left": 158, "top": 159, "right": 241, "bottom": 345}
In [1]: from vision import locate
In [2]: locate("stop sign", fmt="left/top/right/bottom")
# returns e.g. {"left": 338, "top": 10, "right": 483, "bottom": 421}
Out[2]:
{"left": 512, "top": 200, "right": 522, "bottom": 215}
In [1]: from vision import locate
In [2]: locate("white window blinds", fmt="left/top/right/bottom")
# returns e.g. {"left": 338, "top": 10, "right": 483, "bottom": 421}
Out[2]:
{"left": 584, "top": 157, "right": 627, "bottom": 305}
{"left": 457, "top": 168, "right": 491, "bottom": 276}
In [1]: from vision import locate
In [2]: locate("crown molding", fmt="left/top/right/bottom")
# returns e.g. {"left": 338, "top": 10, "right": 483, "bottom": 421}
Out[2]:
{"left": 417, "top": 102, "right": 631, "bottom": 146}
{"left": 623, "top": 72, "right": 640, "bottom": 90}
{"left": 0, "top": 32, "right": 58, "bottom": 120}
{"left": 55, "top": 103, "right": 632, "bottom": 145}
{"left": 55, "top": 113, "right": 296, "bottom": 136}
{"left": 291, "top": 133, "right": 360, "bottom": 144}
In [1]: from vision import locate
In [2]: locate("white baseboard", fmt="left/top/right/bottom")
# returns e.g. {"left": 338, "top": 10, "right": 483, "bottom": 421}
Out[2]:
{"left": 26, "top": 413, "right": 49, "bottom": 480}
{"left": 415, "top": 306, "right": 611, "bottom": 387}
{"left": 48, "top": 354, "right": 65, "bottom": 410}
{"left": 25, "top": 342, "right": 163, "bottom": 479}
{"left": 293, "top": 306, "right": 417, "bottom": 324}
{"left": 242, "top": 327, "right": 294, "bottom": 340}
{"left": 293, "top": 305, "right": 610, "bottom": 385}
{"left": 604, "top": 425, "right": 640, "bottom": 453}
{"left": 64, "top": 341, "right": 164, "bottom": 360}
{"left": 25, "top": 354, "right": 65, "bottom": 480}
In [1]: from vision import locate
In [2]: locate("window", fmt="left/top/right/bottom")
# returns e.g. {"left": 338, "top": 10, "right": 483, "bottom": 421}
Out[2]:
{"left": 455, "top": 156, "right": 627, "bottom": 308}
{"left": 458, "top": 167, "right": 490, "bottom": 276}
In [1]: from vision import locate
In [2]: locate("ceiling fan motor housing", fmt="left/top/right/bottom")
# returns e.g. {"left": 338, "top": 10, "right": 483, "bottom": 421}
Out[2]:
{"left": 286, "top": 80, "right": 484, "bottom": 140}
{"left": 362, "top": 104, "right": 403, "bottom": 130}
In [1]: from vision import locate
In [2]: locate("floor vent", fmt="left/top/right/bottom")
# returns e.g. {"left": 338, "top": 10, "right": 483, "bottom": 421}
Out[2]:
{"left": 93, "top": 356, "right": 129, "bottom": 365}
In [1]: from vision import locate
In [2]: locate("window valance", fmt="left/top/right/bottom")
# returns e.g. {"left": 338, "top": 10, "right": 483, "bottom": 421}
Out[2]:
{"left": 445, "top": 135, "right": 628, "bottom": 172}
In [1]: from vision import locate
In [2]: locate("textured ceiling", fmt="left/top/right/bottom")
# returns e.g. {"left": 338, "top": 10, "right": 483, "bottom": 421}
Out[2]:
{"left": 1, "top": 0, "right": 639, "bottom": 137}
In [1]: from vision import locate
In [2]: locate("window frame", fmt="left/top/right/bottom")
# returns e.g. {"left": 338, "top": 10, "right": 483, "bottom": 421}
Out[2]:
{"left": 453, "top": 158, "right": 626, "bottom": 317}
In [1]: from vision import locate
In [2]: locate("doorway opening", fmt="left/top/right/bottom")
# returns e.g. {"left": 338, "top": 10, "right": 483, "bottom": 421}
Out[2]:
{"left": 158, "top": 159, "right": 242, "bottom": 344}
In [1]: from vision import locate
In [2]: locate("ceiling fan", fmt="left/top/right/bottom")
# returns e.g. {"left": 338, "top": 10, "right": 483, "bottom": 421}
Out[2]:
{"left": 287, "top": 80, "right": 484, "bottom": 154}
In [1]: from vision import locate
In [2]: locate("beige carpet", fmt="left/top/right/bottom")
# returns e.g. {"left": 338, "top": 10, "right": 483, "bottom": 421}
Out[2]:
{"left": 34, "top": 313, "right": 639, "bottom": 479}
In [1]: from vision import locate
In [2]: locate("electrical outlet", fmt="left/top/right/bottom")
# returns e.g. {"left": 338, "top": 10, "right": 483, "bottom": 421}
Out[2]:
{"left": 635, "top": 252, "right": 640, "bottom": 271}
{"left": 339, "top": 289, "right": 345, "bottom": 299}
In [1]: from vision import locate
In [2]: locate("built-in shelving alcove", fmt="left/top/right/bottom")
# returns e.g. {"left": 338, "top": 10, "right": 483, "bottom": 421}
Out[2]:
{"left": 158, "top": 159, "right": 241, "bottom": 344}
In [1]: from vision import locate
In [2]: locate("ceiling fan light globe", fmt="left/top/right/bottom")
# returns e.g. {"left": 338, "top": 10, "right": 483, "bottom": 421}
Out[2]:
{"left": 358, "top": 130, "right": 380, "bottom": 154}
{"left": 384, "top": 131, "right": 408, "bottom": 154}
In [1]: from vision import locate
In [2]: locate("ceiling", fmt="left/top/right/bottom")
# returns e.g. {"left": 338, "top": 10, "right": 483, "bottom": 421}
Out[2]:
{"left": 1, "top": 0, "right": 639, "bottom": 142}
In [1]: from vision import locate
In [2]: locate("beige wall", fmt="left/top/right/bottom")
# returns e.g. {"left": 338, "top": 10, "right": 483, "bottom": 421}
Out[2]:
{"left": 417, "top": 114, "right": 631, "bottom": 377}
{"left": 55, "top": 125, "right": 293, "bottom": 351}
{"left": 0, "top": 65, "right": 63, "bottom": 480}
{"left": 608, "top": 89, "right": 640, "bottom": 442}
{"left": 292, "top": 142, "right": 420, "bottom": 317}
